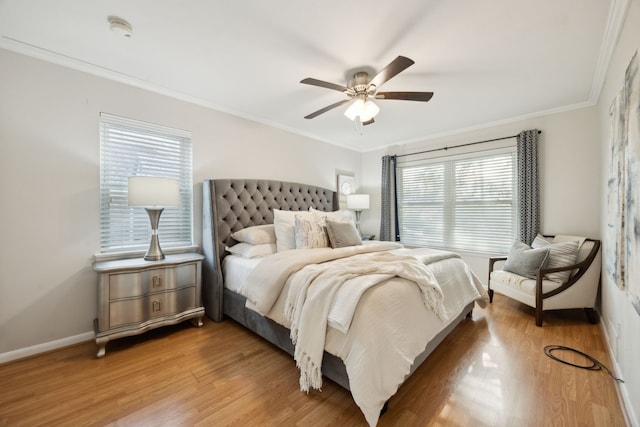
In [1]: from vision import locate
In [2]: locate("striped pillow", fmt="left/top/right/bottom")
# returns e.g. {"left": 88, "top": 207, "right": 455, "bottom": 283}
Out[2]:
{"left": 532, "top": 235, "right": 580, "bottom": 283}
{"left": 294, "top": 214, "right": 330, "bottom": 249}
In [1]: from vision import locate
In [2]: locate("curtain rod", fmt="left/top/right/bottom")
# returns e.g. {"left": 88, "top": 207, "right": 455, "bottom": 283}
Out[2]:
{"left": 395, "top": 130, "right": 542, "bottom": 158}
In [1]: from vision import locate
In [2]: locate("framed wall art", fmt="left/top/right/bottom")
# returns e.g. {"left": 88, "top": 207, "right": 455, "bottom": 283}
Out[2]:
{"left": 336, "top": 172, "right": 355, "bottom": 209}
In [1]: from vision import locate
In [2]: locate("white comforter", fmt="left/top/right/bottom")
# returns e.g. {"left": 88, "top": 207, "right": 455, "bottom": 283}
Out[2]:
{"left": 238, "top": 241, "right": 487, "bottom": 426}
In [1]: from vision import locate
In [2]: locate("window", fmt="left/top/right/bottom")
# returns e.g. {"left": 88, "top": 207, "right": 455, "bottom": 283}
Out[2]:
{"left": 99, "top": 113, "right": 193, "bottom": 253}
{"left": 396, "top": 147, "right": 516, "bottom": 253}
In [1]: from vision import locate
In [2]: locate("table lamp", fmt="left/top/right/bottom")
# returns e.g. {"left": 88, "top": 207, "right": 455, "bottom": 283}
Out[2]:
{"left": 128, "top": 176, "right": 180, "bottom": 261}
{"left": 347, "top": 193, "right": 369, "bottom": 235}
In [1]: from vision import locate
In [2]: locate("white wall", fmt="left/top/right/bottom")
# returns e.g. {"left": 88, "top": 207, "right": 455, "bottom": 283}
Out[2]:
{"left": 361, "top": 106, "right": 602, "bottom": 281}
{"left": 597, "top": 0, "right": 640, "bottom": 424}
{"left": 0, "top": 48, "right": 361, "bottom": 358}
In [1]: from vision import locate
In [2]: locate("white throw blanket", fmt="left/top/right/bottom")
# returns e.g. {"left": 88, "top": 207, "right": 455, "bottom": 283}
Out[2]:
{"left": 240, "top": 241, "right": 404, "bottom": 314}
{"left": 283, "top": 251, "right": 448, "bottom": 392}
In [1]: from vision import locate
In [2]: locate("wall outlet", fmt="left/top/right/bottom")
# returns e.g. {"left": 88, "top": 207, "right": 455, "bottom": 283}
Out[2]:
{"left": 609, "top": 320, "right": 620, "bottom": 360}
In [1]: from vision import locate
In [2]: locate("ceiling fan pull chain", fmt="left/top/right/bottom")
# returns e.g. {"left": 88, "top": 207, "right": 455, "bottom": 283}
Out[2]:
{"left": 355, "top": 117, "right": 364, "bottom": 136}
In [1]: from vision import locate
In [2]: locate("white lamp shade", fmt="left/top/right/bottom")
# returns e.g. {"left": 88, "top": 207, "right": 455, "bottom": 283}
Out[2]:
{"left": 347, "top": 194, "right": 370, "bottom": 210}
{"left": 360, "top": 100, "right": 380, "bottom": 122}
{"left": 344, "top": 98, "right": 365, "bottom": 121}
{"left": 344, "top": 97, "right": 379, "bottom": 122}
{"left": 128, "top": 176, "right": 180, "bottom": 207}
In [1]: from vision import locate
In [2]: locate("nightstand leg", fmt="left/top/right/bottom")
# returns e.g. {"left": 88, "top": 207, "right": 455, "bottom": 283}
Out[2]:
{"left": 96, "top": 337, "right": 108, "bottom": 358}
{"left": 191, "top": 315, "right": 204, "bottom": 328}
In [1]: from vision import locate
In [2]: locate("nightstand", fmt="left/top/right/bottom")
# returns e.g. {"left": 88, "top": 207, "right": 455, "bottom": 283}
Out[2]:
{"left": 93, "top": 253, "right": 205, "bottom": 358}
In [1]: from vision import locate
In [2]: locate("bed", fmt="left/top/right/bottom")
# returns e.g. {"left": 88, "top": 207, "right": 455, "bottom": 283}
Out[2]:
{"left": 202, "top": 179, "right": 487, "bottom": 426}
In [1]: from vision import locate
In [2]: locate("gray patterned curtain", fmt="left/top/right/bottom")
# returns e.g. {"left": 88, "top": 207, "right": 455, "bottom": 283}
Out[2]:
{"left": 380, "top": 155, "right": 397, "bottom": 241}
{"left": 517, "top": 129, "right": 541, "bottom": 244}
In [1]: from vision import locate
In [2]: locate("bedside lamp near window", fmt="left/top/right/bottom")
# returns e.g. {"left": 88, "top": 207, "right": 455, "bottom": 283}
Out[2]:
{"left": 128, "top": 176, "right": 180, "bottom": 261}
{"left": 347, "top": 193, "right": 369, "bottom": 235}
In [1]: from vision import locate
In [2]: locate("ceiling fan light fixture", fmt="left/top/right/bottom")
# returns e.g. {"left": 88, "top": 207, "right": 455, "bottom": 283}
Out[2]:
{"left": 344, "top": 98, "right": 365, "bottom": 121}
{"left": 344, "top": 97, "right": 379, "bottom": 122}
{"left": 361, "top": 99, "right": 380, "bottom": 122}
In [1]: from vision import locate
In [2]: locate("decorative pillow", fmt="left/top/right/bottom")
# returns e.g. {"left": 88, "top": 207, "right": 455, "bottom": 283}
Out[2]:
{"left": 552, "top": 234, "right": 586, "bottom": 247}
{"left": 295, "top": 214, "right": 329, "bottom": 249}
{"left": 325, "top": 218, "right": 362, "bottom": 248}
{"left": 226, "top": 242, "right": 276, "bottom": 258}
{"left": 532, "top": 234, "right": 580, "bottom": 283}
{"left": 503, "top": 240, "right": 549, "bottom": 279}
{"left": 309, "top": 207, "right": 354, "bottom": 222}
{"left": 231, "top": 224, "right": 276, "bottom": 245}
{"left": 274, "top": 209, "right": 314, "bottom": 251}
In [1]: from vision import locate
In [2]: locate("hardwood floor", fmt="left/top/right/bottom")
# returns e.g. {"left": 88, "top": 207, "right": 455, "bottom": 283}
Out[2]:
{"left": 0, "top": 298, "right": 628, "bottom": 427}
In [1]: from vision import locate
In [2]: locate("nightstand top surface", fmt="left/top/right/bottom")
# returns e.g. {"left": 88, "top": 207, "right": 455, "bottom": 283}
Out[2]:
{"left": 93, "top": 252, "right": 204, "bottom": 272}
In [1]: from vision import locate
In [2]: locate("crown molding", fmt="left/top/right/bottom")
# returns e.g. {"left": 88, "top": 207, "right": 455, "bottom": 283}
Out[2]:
{"left": 589, "top": 0, "right": 631, "bottom": 103}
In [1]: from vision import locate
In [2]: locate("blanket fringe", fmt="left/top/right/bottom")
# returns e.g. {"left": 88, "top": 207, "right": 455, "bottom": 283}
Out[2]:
{"left": 296, "top": 353, "right": 323, "bottom": 393}
{"left": 423, "top": 287, "right": 448, "bottom": 321}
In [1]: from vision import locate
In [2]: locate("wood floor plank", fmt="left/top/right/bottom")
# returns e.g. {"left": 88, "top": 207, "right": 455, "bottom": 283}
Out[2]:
{"left": 0, "top": 296, "right": 628, "bottom": 426}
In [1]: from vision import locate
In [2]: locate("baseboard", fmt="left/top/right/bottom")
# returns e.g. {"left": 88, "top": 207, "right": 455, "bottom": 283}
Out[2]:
{"left": 0, "top": 331, "right": 95, "bottom": 365}
{"left": 599, "top": 318, "right": 638, "bottom": 427}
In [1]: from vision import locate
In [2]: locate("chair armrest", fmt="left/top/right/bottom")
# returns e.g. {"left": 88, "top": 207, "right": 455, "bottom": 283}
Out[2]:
{"left": 488, "top": 256, "right": 507, "bottom": 274}
{"left": 538, "top": 240, "right": 600, "bottom": 281}
{"left": 488, "top": 256, "right": 508, "bottom": 288}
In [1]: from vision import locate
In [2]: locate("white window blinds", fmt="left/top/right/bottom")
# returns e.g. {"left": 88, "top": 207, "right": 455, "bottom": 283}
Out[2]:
{"left": 396, "top": 147, "right": 516, "bottom": 253}
{"left": 99, "top": 113, "right": 193, "bottom": 253}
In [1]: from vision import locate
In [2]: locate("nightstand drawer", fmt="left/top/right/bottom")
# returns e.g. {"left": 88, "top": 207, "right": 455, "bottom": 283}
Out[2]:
{"left": 109, "top": 287, "right": 197, "bottom": 329}
{"left": 109, "top": 263, "right": 197, "bottom": 299}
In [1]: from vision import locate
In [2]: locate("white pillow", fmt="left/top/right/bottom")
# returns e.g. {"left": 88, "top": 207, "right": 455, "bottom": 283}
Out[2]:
{"left": 552, "top": 234, "right": 586, "bottom": 249}
{"left": 274, "top": 209, "right": 315, "bottom": 251}
{"left": 309, "top": 207, "right": 354, "bottom": 222}
{"left": 226, "top": 242, "right": 276, "bottom": 259}
{"left": 532, "top": 234, "right": 580, "bottom": 283}
{"left": 231, "top": 224, "right": 276, "bottom": 245}
{"left": 295, "top": 214, "right": 329, "bottom": 249}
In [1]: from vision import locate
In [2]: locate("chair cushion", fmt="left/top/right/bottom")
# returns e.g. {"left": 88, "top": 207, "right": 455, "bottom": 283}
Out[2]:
{"left": 490, "top": 270, "right": 563, "bottom": 296}
{"left": 503, "top": 240, "right": 549, "bottom": 279}
{"left": 532, "top": 235, "right": 581, "bottom": 283}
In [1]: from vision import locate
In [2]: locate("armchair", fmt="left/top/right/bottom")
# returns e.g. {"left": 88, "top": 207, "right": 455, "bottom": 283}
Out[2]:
{"left": 488, "top": 236, "right": 601, "bottom": 326}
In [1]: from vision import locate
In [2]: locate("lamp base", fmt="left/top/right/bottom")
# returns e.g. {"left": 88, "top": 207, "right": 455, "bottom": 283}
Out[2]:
{"left": 354, "top": 210, "right": 362, "bottom": 236}
{"left": 144, "top": 208, "right": 165, "bottom": 261}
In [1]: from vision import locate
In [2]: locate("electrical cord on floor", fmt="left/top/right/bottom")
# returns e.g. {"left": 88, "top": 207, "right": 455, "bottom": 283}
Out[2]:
{"left": 544, "top": 345, "right": 624, "bottom": 383}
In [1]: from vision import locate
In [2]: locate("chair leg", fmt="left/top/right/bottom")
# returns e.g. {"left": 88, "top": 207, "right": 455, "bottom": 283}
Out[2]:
{"left": 535, "top": 308, "right": 543, "bottom": 327}
{"left": 488, "top": 288, "right": 494, "bottom": 303}
{"left": 584, "top": 308, "right": 599, "bottom": 324}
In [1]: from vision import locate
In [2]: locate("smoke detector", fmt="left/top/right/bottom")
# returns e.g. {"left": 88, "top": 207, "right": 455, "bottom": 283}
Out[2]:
{"left": 108, "top": 16, "right": 133, "bottom": 38}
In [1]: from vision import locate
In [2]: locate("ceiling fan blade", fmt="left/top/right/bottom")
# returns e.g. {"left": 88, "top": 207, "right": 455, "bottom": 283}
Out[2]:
{"left": 362, "top": 118, "right": 375, "bottom": 126}
{"left": 300, "top": 77, "right": 349, "bottom": 93}
{"left": 375, "top": 91, "right": 434, "bottom": 102}
{"left": 304, "top": 99, "right": 351, "bottom": 119}
{"left": 368, "top": 56, "right": 415, "bottom": 88}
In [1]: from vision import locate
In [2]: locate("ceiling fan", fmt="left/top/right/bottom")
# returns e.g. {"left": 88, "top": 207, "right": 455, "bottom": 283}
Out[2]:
{"left": 300, "top": 55, "right": 433, "bottom": 126}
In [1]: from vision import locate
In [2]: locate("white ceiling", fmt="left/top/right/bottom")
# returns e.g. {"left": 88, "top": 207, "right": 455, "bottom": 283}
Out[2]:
{"left": 0, "top": 0, "right": 625, "bottom": 152}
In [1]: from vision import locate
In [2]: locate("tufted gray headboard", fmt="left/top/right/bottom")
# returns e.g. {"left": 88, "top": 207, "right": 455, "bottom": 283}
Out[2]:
{"left": 202, "top": 179, "right": 338, "bottom": 321}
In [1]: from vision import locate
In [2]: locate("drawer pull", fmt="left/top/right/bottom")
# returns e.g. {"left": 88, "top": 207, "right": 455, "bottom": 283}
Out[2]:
{"left": 152, "top": 276, "right": 161, "bottom": 288}
{"left": 152, "top": 300, "right": 162, "bottom": 313}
